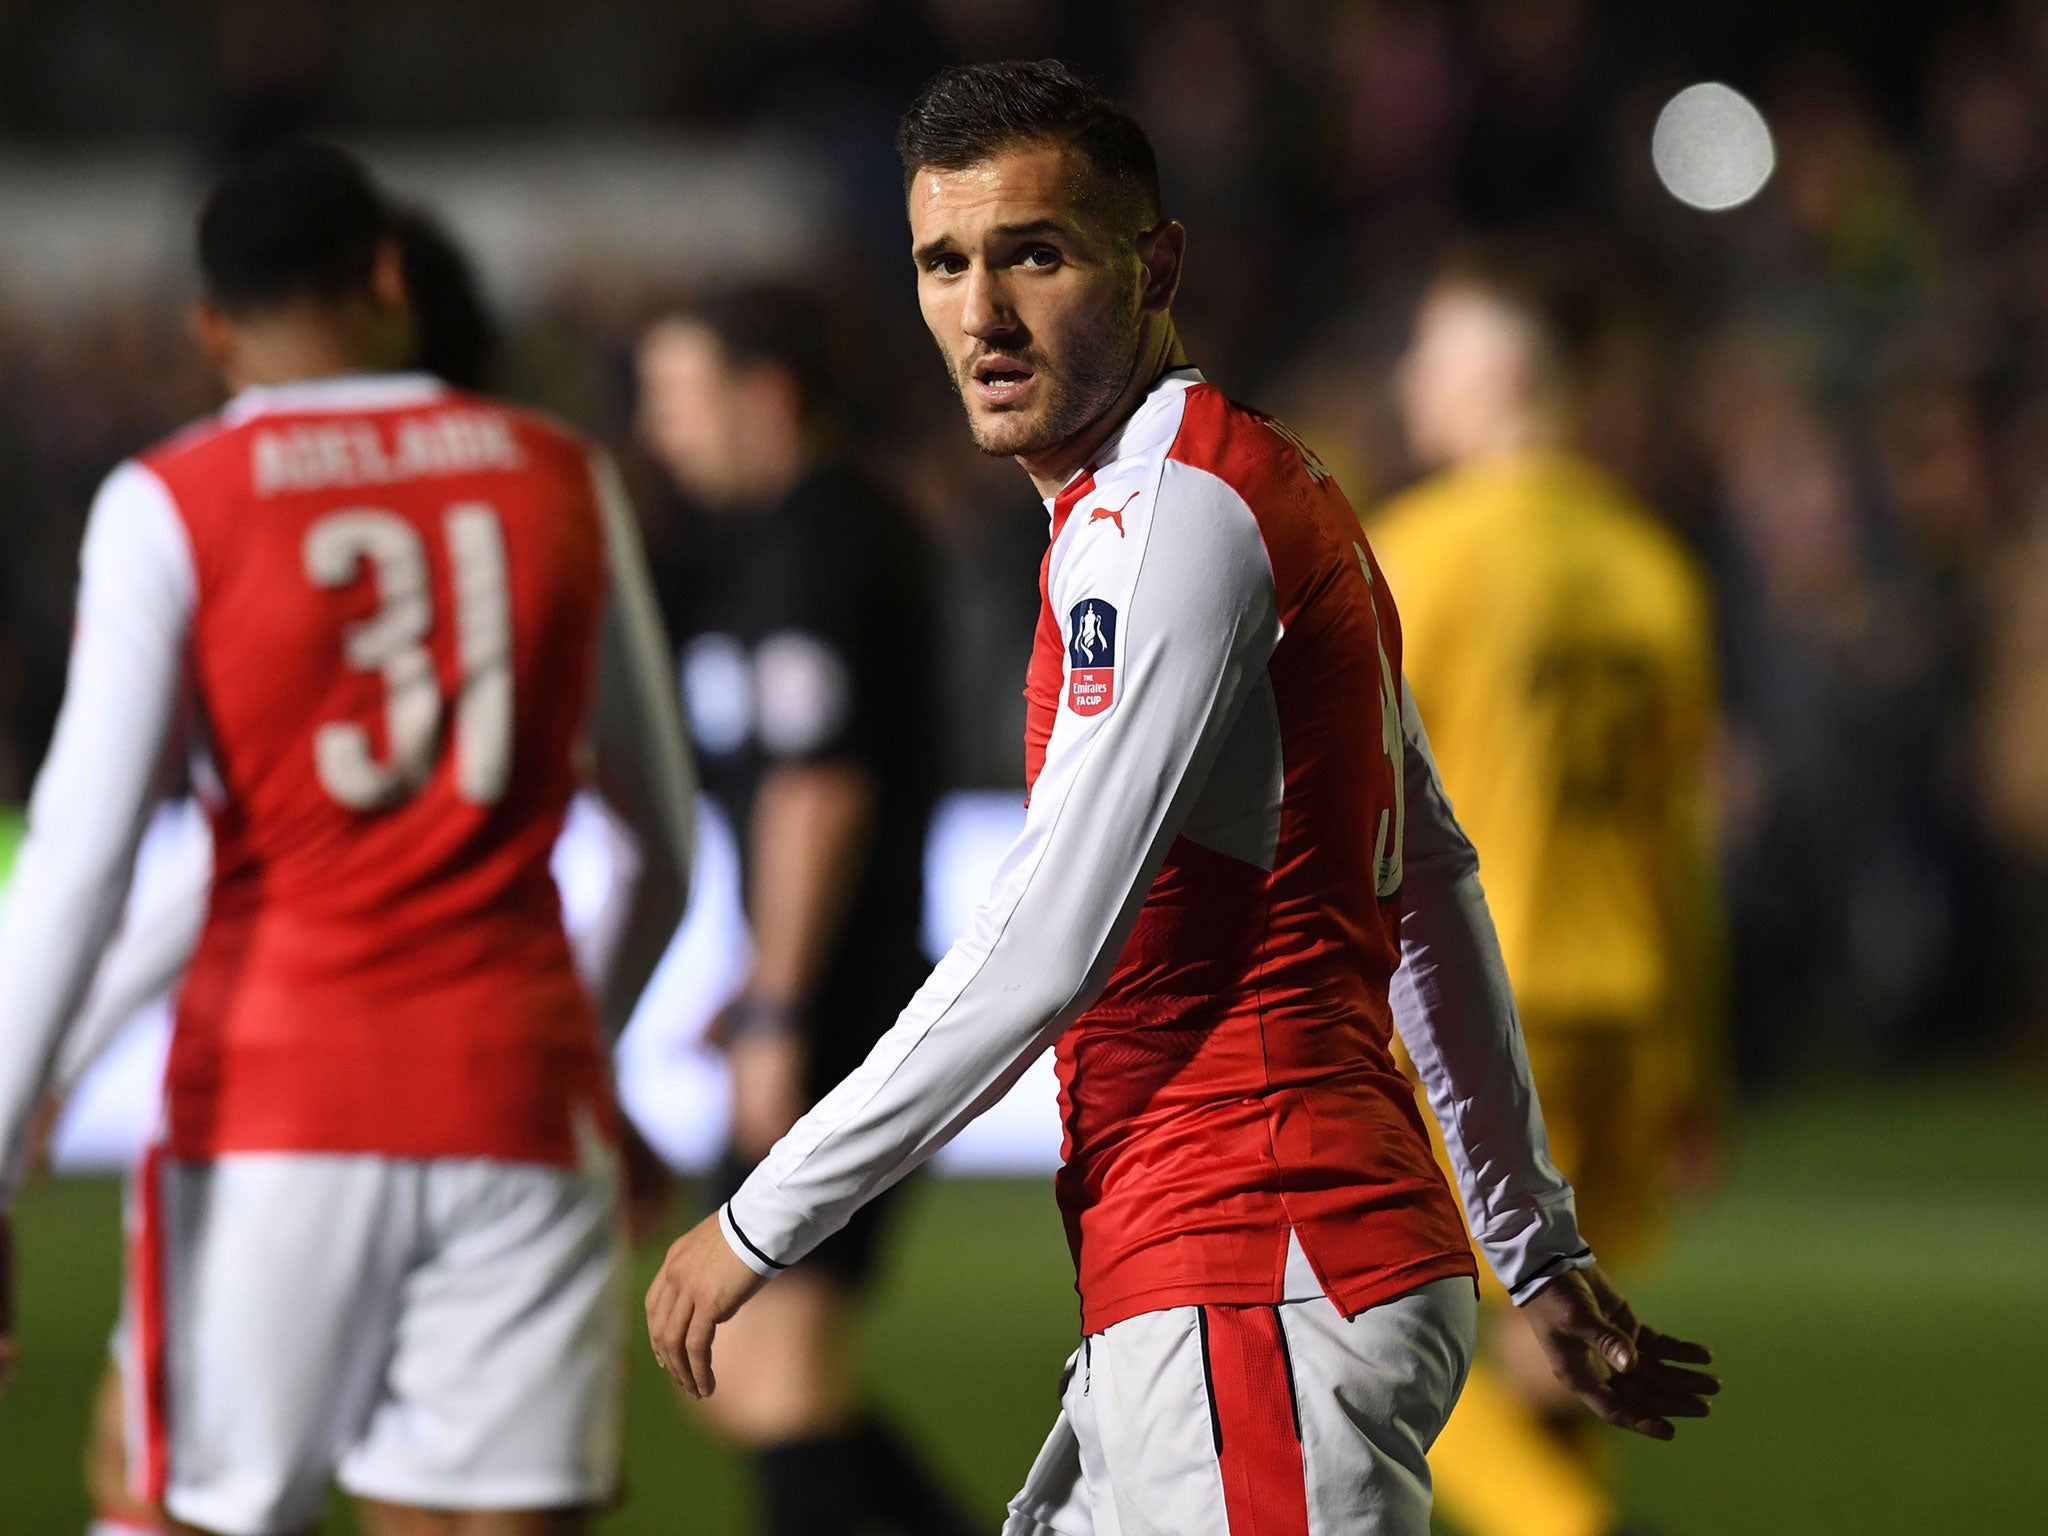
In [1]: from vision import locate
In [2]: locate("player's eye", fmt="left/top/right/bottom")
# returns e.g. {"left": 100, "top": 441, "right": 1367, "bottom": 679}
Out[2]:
{"left": 924, "top": 252, "right": 968, "bottom": 277}
{"left": 1015, "top": 245, "right": 1062, "bottom": 271}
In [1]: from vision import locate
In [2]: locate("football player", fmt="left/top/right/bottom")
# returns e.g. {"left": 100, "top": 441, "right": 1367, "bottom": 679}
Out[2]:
{"left": 647, "top": 62, "right": 1718, "bottom": 1536}
{"left": 0, "top": 144, "right": 695, "bottom": 1536}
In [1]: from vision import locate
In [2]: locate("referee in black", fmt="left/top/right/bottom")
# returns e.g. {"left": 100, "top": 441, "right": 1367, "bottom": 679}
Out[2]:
{"left": 637, "top": 285, "right": 977, "bottom": 1536}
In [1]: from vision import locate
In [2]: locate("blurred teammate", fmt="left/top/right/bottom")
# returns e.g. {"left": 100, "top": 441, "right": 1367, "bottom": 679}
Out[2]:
{"left": 637, "top": 287, "right": 976, "bottom": 1536}
{"left": 1370, "top": 254, "right": 1726, "bottom": 1536}
{"left": 648, "top": 61, "right": 1718, "bottom": 1536}
{"left": 0, "top": 144, "right": 695, "bottom": 1536}
{"left": 55, "top": 203, "right": 666, "bottom": 1536}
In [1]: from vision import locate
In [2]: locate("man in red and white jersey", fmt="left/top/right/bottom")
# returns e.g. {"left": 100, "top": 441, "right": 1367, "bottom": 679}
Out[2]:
{"left": 0, "top": 145, "right": 695, "bottom": 1536}
{"left": 647, "top": 63, "right": 1718, "bottom": 1536}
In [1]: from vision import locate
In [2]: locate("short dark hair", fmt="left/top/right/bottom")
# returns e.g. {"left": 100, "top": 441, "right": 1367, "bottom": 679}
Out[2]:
{"left": 897, "top": 60, "right": 1161, "bottom": 225}
{"left": 197, "top": 141, "right": 393, "bottom": 314}
{"left": 675, "top": 283, "right": 841, "bottom": 418}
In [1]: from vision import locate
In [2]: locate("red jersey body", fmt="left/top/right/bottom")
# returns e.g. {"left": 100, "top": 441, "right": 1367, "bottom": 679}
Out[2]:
{"left": 1027, "top": 381, "right": 1474, "bottom": 1331}
{"left": 139, "top": 375, "right": 609, "bottom": 1166}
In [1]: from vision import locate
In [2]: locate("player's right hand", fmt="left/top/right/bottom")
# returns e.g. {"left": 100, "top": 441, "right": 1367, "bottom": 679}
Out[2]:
{"left": 0, "top": 1210, "right": 17, "bottom": 1394}
{"left": 645, "top": 1211, "right": 768, "bottom": 1399}
{"left": 1518, "top": 1263, "right": 1720, "bottom": 1440}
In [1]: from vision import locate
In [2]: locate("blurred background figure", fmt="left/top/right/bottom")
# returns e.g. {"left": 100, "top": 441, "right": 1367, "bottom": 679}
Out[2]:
{"left": 63, "top": 200, "right": 526, "bottom": 1536}
{"left": 1369, "top": 249, "right": 1727, "bottom": 1536}
{"left": 635, "top": 286, "right": 976, "bottom": 1536}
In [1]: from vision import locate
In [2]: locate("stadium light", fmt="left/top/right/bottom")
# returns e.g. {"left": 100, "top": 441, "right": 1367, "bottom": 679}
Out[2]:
{"left": 1652, "top": 81, "right": 1776, "bottom": 211}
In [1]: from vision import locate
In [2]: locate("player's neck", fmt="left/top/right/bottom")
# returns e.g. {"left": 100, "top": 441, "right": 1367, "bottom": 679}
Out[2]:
{"left": 1446, "top": 412, "right": 1558, "bottom": 470}
{"left": 1018, "top": 321, "right": 1188, "bottom": 499}
{"left": 216, "top": 310, "right": 408, "bottom": 395}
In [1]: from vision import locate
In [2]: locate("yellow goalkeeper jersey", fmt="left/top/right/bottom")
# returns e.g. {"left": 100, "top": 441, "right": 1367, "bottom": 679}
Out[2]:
{"left": 1369, "top": 450, "right": 1721, "bottom": 1032}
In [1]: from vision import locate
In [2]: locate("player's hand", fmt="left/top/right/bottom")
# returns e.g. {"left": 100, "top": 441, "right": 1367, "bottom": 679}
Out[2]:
{"left": 644, "top": 1212, "right": 767, "bottom": 1399}
{"left": 0, "top": 1210, "right": 17, "bottom": 1395}
{"left": 1517, "top": 1264, "right": 1719, "bottom": 1440}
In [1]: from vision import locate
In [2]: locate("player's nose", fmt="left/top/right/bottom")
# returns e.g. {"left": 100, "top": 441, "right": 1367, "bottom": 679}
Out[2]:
{"left": 958, "top": 267, "right": 1018, "bottom": 341}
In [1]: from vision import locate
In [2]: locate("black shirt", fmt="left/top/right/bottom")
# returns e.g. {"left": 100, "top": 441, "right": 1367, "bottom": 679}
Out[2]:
{"left": 660, "top": 460, "right": 940, "bottom": 1098}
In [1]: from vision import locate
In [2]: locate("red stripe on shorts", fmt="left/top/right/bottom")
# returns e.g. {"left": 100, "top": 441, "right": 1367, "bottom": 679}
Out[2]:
{"left": 127, "top": 1143, "right": 171, "bottom": 1504}
{"left": 1201, "top": 1305, "right": 1310, "bottom": 1536}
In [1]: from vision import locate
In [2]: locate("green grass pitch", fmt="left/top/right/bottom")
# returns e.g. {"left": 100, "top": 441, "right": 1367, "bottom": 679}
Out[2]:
{"left": 1, "top": 1085, "right": 2042, "bottom": 1533}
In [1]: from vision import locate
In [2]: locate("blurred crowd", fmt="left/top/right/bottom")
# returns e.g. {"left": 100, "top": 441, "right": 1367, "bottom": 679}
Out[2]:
{"left": 5, "top": 0, "right": 2048, "bottom": 1079}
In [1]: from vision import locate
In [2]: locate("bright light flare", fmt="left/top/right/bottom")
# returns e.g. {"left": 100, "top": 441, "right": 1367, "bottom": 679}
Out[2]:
{"left": 1652, "top": 82, "right": 1775, "bottom": 212}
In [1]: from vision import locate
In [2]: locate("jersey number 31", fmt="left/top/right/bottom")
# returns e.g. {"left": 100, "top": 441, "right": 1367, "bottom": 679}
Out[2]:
{"left": 304, "top": 504, "right": 512, "bottom": 811}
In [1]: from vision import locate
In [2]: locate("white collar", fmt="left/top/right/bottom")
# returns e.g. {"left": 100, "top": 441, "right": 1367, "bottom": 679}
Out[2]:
{"left": 221, "top": 370, "right": 447, "bottom": 424}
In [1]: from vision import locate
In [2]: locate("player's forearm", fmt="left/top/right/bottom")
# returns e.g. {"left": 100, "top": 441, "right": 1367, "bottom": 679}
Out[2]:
{"left": 742, "top": 763, "right": 876, "bottom": 1008}
{"left": 0, "top": 832, "right": 151, "bottom": 1196}
{"left": 0, "top": 732, "right": 181, "bottom": 1198}
{"left": 1392, "top": 862, "right": 1592, "bottom": 1299}
{"left": 52, "top": 802, "right": 212, "bottom": 1095}
{"left": 1392, "top": 681, "right": 1591, "bottom": 1300}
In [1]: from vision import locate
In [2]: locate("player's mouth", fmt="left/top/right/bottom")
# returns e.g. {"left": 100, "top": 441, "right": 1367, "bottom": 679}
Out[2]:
{"left": 970, "top": 354, "right": 1039, "bottom": 408}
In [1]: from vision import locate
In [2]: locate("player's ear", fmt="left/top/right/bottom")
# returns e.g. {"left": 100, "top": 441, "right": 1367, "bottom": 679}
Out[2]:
{"left": 1135, "top": 219, "right": 1185, "bottom": 318}
{"left": 368, "top": 236, "right": 409, "bottom": 318}
{"left": 189, "top": 300, "right": 238, "bottom": 386}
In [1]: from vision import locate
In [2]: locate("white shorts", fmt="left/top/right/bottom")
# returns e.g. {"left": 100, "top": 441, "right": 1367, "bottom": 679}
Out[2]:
{"left": 1004, "top": 1278, "right": 1476, "bottom": 1536}
{"left": 121, "top": 1146, "right": 626, "bottom": 1536}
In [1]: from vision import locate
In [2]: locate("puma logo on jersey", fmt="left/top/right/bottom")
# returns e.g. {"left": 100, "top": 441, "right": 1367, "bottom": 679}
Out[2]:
{"left": 1089, "top": 491, "right": 1140, "bottom": 537}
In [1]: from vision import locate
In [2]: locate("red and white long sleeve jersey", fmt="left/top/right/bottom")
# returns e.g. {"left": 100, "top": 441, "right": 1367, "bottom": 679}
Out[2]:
{"left": 725, "top": 371, "right": 1589, "bottom": 1331}
{"left": 0, "top": 373, "right": 692, "bottom": 1191}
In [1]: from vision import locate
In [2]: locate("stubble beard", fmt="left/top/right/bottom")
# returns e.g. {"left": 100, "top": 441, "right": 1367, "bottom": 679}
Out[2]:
{"left": 951, "top": 307, "right": 1142, "bottom": 463}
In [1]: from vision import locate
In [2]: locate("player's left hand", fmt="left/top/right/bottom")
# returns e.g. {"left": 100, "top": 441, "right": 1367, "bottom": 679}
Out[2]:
{"left": 644, "top": 1212, "right": 768, "bottom": 1398}
{"left": 1518, "top": 1263, "right": 1720, "bottom": 1440}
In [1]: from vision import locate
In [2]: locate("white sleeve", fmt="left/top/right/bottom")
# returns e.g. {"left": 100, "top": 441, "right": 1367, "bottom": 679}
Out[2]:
{"left": 50, "top": 800, "right": 212, "bottom": 1097}
{"left": 1389, "top": 680, "right": 1594, "bottom": 1301}
{"left": 584, "top": 451, "right": 696, "bottom": 1037}
{"left": 560, "top": 793, "right": 646, "bottom": 995}
{"left": 722, "top": 472, "right": 1281, "bottom": 1276}
{"left": 0, "top": 462, "right": 194, "bottom": 1202}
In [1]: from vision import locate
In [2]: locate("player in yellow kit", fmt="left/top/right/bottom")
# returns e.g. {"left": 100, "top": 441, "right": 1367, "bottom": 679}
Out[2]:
{"left": 1369, "top": 254, "right": 1726, "bottom": 1536}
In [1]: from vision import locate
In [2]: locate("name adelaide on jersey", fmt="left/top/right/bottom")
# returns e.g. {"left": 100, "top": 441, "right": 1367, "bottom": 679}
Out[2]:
{"left": 251, "top": 409, "right": 525, "bottom": 498}
{"left": 1067, "top": 598, "right": 1118, "bottom": 716}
